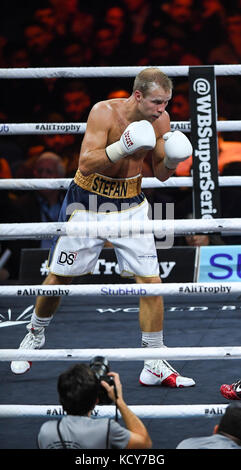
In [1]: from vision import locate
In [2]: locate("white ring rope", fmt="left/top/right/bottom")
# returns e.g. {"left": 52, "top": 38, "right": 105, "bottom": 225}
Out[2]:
{"left": 1, "top": 119, "right": 241, "bottom": 135}
{"left": 1, "top": 65, "right": 238, "bottom": 429}
{"left": 1, "top": 346, "right": 241, "bottom": 361}
{"left": 0, "top": 64, "right": 241, "bottom": 79}
{"left": 0, "top": 177, "right": 72, "bottom": 190}
{"left": 0, "top": 404, "right": 228, "bottom": 419}
{"left": 0, "top": 122, "right": 87, "bottom": 135}
{"left": 0, "top": 282, "right": 240, "bottom": 298}
{"left": 0, "top": 176, "right": 240, "bottom": 190}
{"left": 0, "top": 218, "right": 240, "bottom": 240}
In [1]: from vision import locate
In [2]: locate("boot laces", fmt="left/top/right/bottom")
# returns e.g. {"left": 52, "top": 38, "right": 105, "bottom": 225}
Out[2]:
{"left": 19, "top": 324, "right": 44, "bottom": 349}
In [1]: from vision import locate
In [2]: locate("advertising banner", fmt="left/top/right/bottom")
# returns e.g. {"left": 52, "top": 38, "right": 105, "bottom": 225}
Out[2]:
{"left": 198, "top": 245, "right": 241, "bottom": 282}
{"left": 19, "top": 247, "right": 196, "bottom": 284}
{"left": 189, "top": 66, "right": 221, "bottom": 219}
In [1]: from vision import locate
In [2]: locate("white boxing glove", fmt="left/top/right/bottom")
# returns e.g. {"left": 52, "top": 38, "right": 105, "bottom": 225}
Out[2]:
{"left": 163, "top": 131, "right": 193, "bottom": 170}
{"left": 106, "top": 120, "right": 156, "bottom": 163}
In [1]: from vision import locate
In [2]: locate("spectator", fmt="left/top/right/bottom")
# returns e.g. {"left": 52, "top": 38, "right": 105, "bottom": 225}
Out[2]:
{"left": 155, "top": 0, "right": 198, "bottom": 60}
{"left": 23, "top": 22, "right": 57, "bottom": 66}
{"left": 174, "top": 131, "right": 241, "bottom": 178}
{"left": 174, "top": 210, "right": 225, "bottom": 245}
{"left": 218, "top": 135, "right": 241, "bottom": 174}
{"left": 48, "top": 0, "right": 81, "bottom": 37}
{"left": 34, "top": 112, "right": 80, "bottom": 177}
{"left": 168, "top": 89, "right": 241, "bottom": 179}
{"left": 180, "top": 229, "right": 225, "bottom": 248}
{"left": 92, "top": 24, "right": 125, "bottom": 66}
{"left": 62, "top": 41, "right": 87, "bottom": 67}
{"left": 138, "top": 34, "right": 177, "bottom": 66}
{"left": 38, "top": 363, "right": 152, "bottom": 449}
{"left": 68, "top": 11, "right": 95, "bottom": 64}
{"left": 20, "top": 110, "right": 78, "bottom": 151}
{"left": 0, "top": 157, "right": 12, "bottom": 179}
{"left": 3, "top": 152, "right": 66, "bottom": 279}
{"left": 177, "top": 402, "right": 241, "bottom": 449}
{"left": 104, "top": 5, "right": 129, "bottom": 46}
{"left": 2, "top": 41, "right": 49, "bottom": 123}
{"left": 178, "top": 52, "right": 203, "bottom": 65}
{"left": 207, "top": 10, "right": 241, "bottom": 123}
{"left": 194, "top": 0, "right": 226, "bottom": 59}
{"left": 122, "top": 0, "right": 152, "bottom": 46}
{"left": 33, "top": 5, "right": 58, "bottom": 35}
{"left": 58, "top": 80, "right": 92, "bottom": 122}
{"left": 69, "top": 10, "right": 95, "bottom": 42}
{"left": 208, "top": 10, "right": 241, "bottom": 64}
{"left": 4, "top": 41, "right": 30, "bottom": 68}
{"left": 184, "top": 233, "right": 225, "bottom": 246}
{"left": 107, "top": 88, "right": 130, "bottom": 99}
{"left": 0, "top": 110, "right": 25, "bottom": 176}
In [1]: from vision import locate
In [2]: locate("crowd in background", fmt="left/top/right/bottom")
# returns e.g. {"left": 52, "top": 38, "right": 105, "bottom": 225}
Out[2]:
{"left": 1, "top": 2, "right": 241, "bottom": 452}
{"left": 0, "top": 0, "right": 241, "bottom": 279}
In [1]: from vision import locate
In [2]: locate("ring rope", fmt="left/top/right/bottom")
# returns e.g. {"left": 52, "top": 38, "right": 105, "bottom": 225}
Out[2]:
{"left": 0, "top": 218, "right": 240, "bottom": 240}
{"left": 1, "top": 120, "right": 241, "bottom": 135}
{"left": 0, "top": 404, "right": 228, "bottom": 419}
{"left": 0, "top": 282, "right": 240, "bottom": 297}
{"left": 1, "top": 346, "right": 241, "bottom": 361}
{"left": 0, "top": 176, "right": 240, "bottom": 190}
{"left": 1, "top": 65, "right": 238, "bottom": 428}
{"left": 0, "top": 122, "right": 86, "bottom": 135}
{"left": 0, "top": 64, "right": 241, "bottom": 79}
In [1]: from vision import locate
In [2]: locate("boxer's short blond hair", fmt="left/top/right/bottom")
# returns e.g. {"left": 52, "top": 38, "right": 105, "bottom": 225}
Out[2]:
{"left": 133, "top": 67, "right": 173, "bottom": 96}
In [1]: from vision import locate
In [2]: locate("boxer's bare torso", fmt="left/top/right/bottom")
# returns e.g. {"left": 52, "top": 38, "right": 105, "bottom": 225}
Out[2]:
{"left": 78, "top": 86, "right": 172, "bottom": 180}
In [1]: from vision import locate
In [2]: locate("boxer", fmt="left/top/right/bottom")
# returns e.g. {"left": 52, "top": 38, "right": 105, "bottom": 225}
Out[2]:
{"left": 11, "top": 67, "right": 195, "bottom": 388}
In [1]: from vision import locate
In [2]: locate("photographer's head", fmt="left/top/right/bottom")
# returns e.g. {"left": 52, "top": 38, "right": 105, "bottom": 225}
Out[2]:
{"left": 39, "top": 363, "right": 151, "bottom": 449}
{"left": 58, "top": 363, "right": 99, "bottom": 416}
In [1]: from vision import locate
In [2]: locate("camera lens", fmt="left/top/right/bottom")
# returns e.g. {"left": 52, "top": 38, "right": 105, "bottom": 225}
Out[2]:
{"left": 89, "top": 356, "right": 113, "bottom": 405}
{"left": 89, "top": 356, "right": 109, "bottom": 380}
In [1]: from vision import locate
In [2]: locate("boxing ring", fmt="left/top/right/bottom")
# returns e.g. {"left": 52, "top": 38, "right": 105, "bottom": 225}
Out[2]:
{"left": 0, "top": 64, "right": 241, "bottom": 449}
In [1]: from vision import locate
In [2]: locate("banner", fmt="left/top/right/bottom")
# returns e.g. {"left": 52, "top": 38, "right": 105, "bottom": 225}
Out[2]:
{"left": 189, "top": 66, "right": 221, "bottom": 219}
{"left": 198, "top": 245, "right": 241, "bottom": 282}
{"left": 19, "top": 247, "right": 196, "bottom": 284}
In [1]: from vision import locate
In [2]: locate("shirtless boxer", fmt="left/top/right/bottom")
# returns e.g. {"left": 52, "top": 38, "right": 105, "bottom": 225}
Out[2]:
{"left": 11, "top": 67, "right": 195, "bottom": 388}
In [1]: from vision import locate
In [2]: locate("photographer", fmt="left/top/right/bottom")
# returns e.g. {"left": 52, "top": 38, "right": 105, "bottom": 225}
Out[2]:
{"left": 37, "top": 362, "right": 152, "bottom": 449}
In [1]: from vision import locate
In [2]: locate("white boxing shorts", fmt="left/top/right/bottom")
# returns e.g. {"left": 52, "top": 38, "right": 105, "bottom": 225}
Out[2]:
{"left": 48, "top": 171, "right": 160, "bottom": 278}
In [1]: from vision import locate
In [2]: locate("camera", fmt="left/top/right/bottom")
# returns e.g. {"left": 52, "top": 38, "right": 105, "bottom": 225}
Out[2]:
{"left": 89, "top": 356, "right": 116, "bottom": 405}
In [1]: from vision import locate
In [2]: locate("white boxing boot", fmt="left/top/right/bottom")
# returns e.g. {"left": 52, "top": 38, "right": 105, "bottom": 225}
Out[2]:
{"left": 11, "top": 323, "right": 45, "bottom": 374}
{"left": 139, "top": 359, "right": 195, "bottom": 388}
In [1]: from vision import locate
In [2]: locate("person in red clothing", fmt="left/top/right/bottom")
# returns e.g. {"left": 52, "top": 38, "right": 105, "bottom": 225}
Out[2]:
{"left": 0, "top": 157, "right": 12, "bottom": 178}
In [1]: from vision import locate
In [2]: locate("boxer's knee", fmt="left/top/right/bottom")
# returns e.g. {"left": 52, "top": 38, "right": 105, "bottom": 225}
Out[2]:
{"left": 135, "top": 275, "right": 161, "bottom": 284}
{"left": 43, "top": 272, "right": 73, "bottom": 286}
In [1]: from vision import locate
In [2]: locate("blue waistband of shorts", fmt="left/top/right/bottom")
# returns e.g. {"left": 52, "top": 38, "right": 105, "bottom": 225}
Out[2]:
{"left": 58, "top": 180, "right": 146, "bottom": 222}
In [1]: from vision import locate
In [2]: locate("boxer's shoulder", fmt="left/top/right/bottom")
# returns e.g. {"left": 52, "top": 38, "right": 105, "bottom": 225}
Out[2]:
{"left": 92, "top": 98, "right": 126, "bottom": 113}
{"left": 87, "top": 100, "right": 117, "bottom": 129}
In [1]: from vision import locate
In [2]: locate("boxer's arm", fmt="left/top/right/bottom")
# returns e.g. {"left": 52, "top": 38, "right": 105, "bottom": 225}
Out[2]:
{"left": 152, "top": 115, "right": 193, "bottom": 182}
{"left": 151, "top": 114, "right": 174, "bottom": 182}
{"left": 151, "top": 136, "right": 175, "bottom": 182}
{"left": 78, "top": 103, "right": 113, "bottom": 176}
{"left": 79, "top": 103, "right": 156, "bottom": 175}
